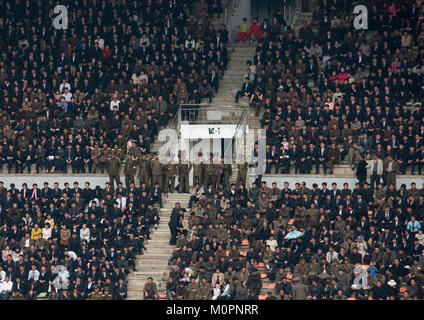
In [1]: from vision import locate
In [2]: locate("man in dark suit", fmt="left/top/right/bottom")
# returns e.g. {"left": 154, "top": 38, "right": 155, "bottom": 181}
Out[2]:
{"left": 209, "top": 69, "right": 219, "bottom": 93}
{"left": 314, "top": 142, "right": 328, "bottom": 174}
{"left": 235, "top": 78, "right": 254, "bottom": 103}
{"left": 150, "top": 182, "right": 162, "bottom": 208}
{"left": 41, "top": 182, "right": 52, "bottom": 200}
{"left": 114, "top": 278, "right": 127, "bottom": 300}
{"left": 64, "top": 145, "right": 74, "bottom": 174}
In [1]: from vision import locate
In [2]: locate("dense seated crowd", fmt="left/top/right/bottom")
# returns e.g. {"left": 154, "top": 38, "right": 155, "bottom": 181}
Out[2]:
{"left": 235, "top": 1, "right": 424, "bottom": 178}
{"left": 0, "top": 0, "right": 230, "bottom": 300}
{"left": 143, "top": 0, "right": 424, "bottom": 301}
{"left": 0, "top": 0, "right": 228, "bottom": 175}
{"left": 164, "top": 179, "right": 424, "bottom": 300}
{"left": 0, "top": 179, "right": 163, "bottom": 300}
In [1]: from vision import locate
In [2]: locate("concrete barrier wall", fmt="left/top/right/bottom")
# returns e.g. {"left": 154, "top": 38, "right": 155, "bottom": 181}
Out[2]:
{"left": 248, "top": 174, "right": 424, "bottom": 189}
{"left": 0, "top": 175, "right": 118, "bottom": 189}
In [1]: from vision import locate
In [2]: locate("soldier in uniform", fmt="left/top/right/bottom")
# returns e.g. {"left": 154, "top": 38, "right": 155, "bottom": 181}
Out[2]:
{"left": 143, "top": 277, "right": 158, "bottom": 300}
{"left": 212, "top": 155, "right": 221, "bottom": 188}
{"left": 91, "top": 143, "right": 102, "bottom": 173}
{"left": 221, "top": 157, "right": 232, "bottom": 187}
{"left": 101, "top": 287, "right": 113, "bottom": 300}
{"left": 192, "top": 153, "right": 204, "bottom": 187}
{"left": 205, "top": 154, "right": 217, "bottom": 188}
{"left": 90, "top": 286, "right": 101, "bottom": 300}
{"left": 177, "top": 154, "right": 190, "bottom": 193}
{"left": 138, "top": 154, "right": 150, "bottom": 187}
{"left": 105, "top": 153, "right": 122, "bottom": 191}
{"left": 326, "top": 143, "right": 341, "bottom": 175}
{"left": 127, "top": 140, "right": 142, "bottom": 160}
{"left": 124, "top": 155, "right": 138, "bottom": 189}
{"left": 164, "top": 158, "right": 177, "bottom": 194}
{"left": 98, "top": 143, "right": 109, "bottom": 173}
{"left": 151, "top": 153, "right": 163, "bottom": 189}
{"left": 114, "top": 144, "right": 125, "bottom": 161}
{"left": 236, "top": 161, "right": 248, "bottom": 187}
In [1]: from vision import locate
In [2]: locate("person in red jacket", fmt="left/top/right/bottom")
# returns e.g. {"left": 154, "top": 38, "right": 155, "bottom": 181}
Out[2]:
{"left": 248, "top": 17, "right": 263, "bottom": 41}
{"left": 101, "top": 44, "right": 112, "bottom": 59}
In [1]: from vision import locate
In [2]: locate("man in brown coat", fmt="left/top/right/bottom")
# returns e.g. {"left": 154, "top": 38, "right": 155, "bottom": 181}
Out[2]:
{"left": 383, "top": 155, "right": 398, "bottom": 188}
{"left": 124, "top": 155, "right": 138, "bottom": 189}
{"left": 197, "top": 277, "right": 212, "bottom": 300}
{"left": 151, "top": 154, "right": 163, "bottom": 189}
{"left": 326, "top": 143, "right": 340, "bottom": 174}
{"left": 20, "top": 232, "right": 35, "bottom": 255}
{"left": 163, "top": 161, "right": 177, "bottom": 193}
{"left": 105, "top": 153, "right": 121, "bottom": 191}
{"left": 138, "top": 154, "right": 150, "bottom": 187}
{"left": 143, "top": 277, "right": 158, "bottom": 300}
{"left": 292, "top": 277, "right": 307, "bottom": 300}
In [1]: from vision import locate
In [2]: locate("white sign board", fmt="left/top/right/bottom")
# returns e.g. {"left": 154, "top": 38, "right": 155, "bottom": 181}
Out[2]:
{"left": 180, "top": 124, "right": 237, "bottom": 139}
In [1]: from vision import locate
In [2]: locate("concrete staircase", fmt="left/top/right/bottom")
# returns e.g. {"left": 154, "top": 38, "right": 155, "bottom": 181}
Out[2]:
{"left": 293, "top": 0, "right": 317, "bottom": 36}
{"left": 126, "top": 192, "right": 191, "bottom": 300}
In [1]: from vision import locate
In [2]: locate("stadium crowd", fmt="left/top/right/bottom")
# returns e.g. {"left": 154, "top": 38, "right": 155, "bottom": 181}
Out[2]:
{"left": 1, "top": 0, "right": 424, "bottom": 302}
{"left": 235, "top": 0, "right": 424, "bottom": 180}
{"left": 155, "top": 0, "right": 424, "bottom": 301}
{"left": 0, "top": 0, "right": 229, "bottom": 300}
{"left": 166, "top": 178, "right": 424, "bottom": 300}
{"left": 0, "top": 0, "right": 228, "bottom": 175}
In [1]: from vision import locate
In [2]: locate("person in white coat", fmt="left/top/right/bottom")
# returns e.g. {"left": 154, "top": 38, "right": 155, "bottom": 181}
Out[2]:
{"left": 366, "top": 154, "right": 384, "bottom": 191}
{"left": 80, "top": 223, "right": 90, "bottom": 243}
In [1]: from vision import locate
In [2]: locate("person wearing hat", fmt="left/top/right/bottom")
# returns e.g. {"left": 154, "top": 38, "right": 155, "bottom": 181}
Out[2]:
{"left": 164, "top": 158, "right": 178, "bottom": 194}
{"left": 97, "top": 143, "right": 109, "bottom": 174}
{"left": 101, "top": 286, "right": 113, "bottom": 300}
{"left": 177, "top": 154, "right": 190, "bottom": 193}
{"left": 292, "top": 276, "right": 307, "bottom": 300}
{"left": 138, "top": 154, "right": 150, "bottom": 188}
{"left": 105, "top": 152, "right": 122, "bottom": 192}
{"left": 150, "top": 153, "right": 163, "bottom": 189}
{"left": 90, "top": 286, "right": 102, "bottom": 300}
{"left": 123, "top": 154, "right": 137, "bottom": 189}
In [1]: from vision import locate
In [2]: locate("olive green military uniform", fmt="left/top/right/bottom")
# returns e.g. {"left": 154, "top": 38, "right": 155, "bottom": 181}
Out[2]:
{"left": 138, "top": 156, "right": 150, "bottom": 186}
{"left": 90, "top": 288, "right": 102, "bottom": 300}
{"left": 222, "top": 163, "right": 232, "bottom": 187}
{"left": 91, "top": 146, "right": 103, "bottom": 173}
{"left": 100, "top": 289, "right": 113, "bottom": 300}
{"left": 114, "top": 147, "right": 125, "bottom": 161}
{"left": 193, "top": 160, "right": 204, "bottom": 187}
{"left": 236, "top": 162, "right": 248, "bottom": 186}
{"left": 124, "top": 156, "right": 138, "bottom": 189}
{"left": 326, "top": 146, "right": 341, "bottom": 174}
{"left": 177, "top": 161, "right": 190, "bottom": 193}
{"left": 128, "top": 146, "right": 142, "bottom": 159}
{"left": 98, "top": 147, "right": 109, "bottom": 173}
{"left": 164, "top": 162, "right": 177, "bottom": 193}
{"left": 151, "top": 156, "right": 163, "bottom": 188}
{"left": 205, "top": 162, "right": 216, "bottom": 187}
{"left": 105, "top": 154, "right": 122, "bottom": 191}
{"left": 213, "top": 161, "right": 221, "bottom": 187}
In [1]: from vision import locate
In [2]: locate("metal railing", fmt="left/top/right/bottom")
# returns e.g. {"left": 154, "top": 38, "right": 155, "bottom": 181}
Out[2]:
{"left": 175, "top": 104, "right": 248, "bottom": 125}
{"left": 169, "top": 104, "right": 249, "bottom": 162}
{"left": 223, "top": 109, "right": 248, "bottom": 162}
{"left": 224, "top": 0, "right": 236, "bottom": 26}
{"left": 284, "top": 0, "right": 301, "bottom": 27}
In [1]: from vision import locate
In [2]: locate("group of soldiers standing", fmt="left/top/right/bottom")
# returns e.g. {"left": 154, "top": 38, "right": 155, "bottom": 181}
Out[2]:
{"left": 101, "top": 147, "right": 250, "bottom": 193}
